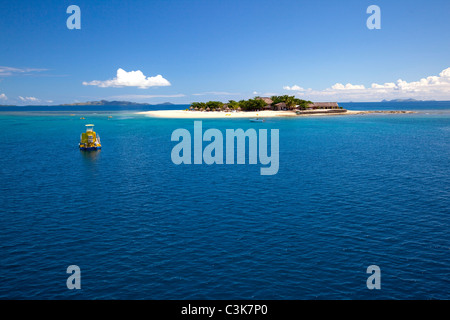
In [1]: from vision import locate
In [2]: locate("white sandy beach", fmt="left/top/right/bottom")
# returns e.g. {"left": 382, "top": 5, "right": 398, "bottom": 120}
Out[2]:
{"left": 136, "top": 110, "right": 369, "bottom": 119}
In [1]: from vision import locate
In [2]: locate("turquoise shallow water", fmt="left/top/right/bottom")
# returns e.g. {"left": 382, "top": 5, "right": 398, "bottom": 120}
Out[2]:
{"left": 0, "top": 104, "right": 449, "bottom": 299}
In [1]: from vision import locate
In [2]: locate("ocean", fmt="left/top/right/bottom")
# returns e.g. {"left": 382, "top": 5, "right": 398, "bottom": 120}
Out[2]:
{"left": 0, "top": 102, "right": 449, "bottom": 299}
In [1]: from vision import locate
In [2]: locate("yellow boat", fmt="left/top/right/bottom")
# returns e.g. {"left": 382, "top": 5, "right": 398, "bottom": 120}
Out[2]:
{"left": 79, "top": 124, "right": 102, "bottom": 150}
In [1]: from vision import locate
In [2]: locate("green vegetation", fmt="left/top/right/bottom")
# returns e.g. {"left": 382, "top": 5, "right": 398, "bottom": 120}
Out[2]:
{"left": 238, "top": 98, "right": 267, "bottom": 111}
{"left": 190, "top": 101, "right": 223, "bottom": 110}
{"left": 270, "top": 95, "right": 312, "bottom": 110}
{"left": 227, "top": 100, "right": 240, "bottom": 110}
{"left": 190, "top": 96, "right": 313, "bottom": 112}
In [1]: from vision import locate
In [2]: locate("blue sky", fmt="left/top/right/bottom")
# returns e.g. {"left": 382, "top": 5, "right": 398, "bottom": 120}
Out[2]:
{"left": 1, "top": 0, "right": 450, "bottom": 105}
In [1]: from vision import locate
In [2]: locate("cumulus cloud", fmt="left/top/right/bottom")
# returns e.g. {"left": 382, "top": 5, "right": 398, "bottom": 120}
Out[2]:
{"left": 285, "top": 67, "right": 450, "bottom": 102}
{"left": 0, "top": 93, "right": 7, "bottom": 100}
{"left": 19, "top": 96, "right": 39, "bottom": 102}
{"left": 83, "top": 68, "right": 171, "bottom": 89}
{"left": 331, "top": 83, "right": 366, "bottom": 90}
{"left": 371, "top": 82, "right": 397, "bottom": 89}
{"left": 369, "top": 68, "right": 450, "bottom": 92}
{"left": 283, "top": 85, "right": 305, "bottom": 91}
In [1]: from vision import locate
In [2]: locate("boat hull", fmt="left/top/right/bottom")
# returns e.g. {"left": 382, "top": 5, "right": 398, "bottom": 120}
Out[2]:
{"left": 79, "top": 146, "right": 101, "bottom": 151}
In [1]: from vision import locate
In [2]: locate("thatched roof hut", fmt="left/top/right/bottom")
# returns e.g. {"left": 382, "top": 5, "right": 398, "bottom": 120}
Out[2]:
{"left": 206, "top": 107, "right": 211, "bottom": 111}
{"left": 256, "top": 97, "right": 273, "bottom": 105}
{"left": 308, "top": 102, "right": 339, "bottom": 109}
{"left": 274, "top": 102, "right": 287, "bottom": 110}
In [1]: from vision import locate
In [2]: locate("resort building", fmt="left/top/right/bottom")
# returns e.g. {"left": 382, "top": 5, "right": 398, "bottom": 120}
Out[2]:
{"left": 257, "top": 97, "right": 273, "bottom": 105}
{"left": 256, "top": 97, "right": 341, "bottom": 111}
{"left": 308, "top": 102, "right": 340, "bottom": 109}
{"left": 274, "top": 102, "right": 288, "bottom": 111}
{"left": 256, "top": 97, "right": 274, "bottom": 110}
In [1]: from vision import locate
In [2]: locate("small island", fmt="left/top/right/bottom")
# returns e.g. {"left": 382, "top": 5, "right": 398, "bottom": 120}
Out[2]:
{"left": 138, "top": 95, "right": 415, "bottom": 118}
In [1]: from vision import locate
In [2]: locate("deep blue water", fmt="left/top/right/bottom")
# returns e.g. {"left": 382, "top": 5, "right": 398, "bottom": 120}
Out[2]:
{"left": 0, "top": 103, "right": 449, "bottom": 299}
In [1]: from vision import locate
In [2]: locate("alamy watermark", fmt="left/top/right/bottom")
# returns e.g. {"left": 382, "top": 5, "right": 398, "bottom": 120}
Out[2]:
{"left": 66, "top": 5, "right": 380, "bottom": 31}
{"left": 66, "top": 265, "right": 81, "bottom": 289}
{"left": 171, "top": 121, "right": 279, "bottom": 176}
{"left": 67, "top": 5, "right": 81, "bottom": 30}
{"left": 367, "top": 5, "right": 381, "bottom": 30}
{"left": 366, "top": 265, "right": 381, "bottom": 290}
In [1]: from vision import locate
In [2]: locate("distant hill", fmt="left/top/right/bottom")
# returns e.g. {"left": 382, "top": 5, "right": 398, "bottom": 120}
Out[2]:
{"left": 1, "top": 100, "right": 180, "bottom": 107}
{"left": 381, "top": 98, "right": 436, "bottom": 103}
{"left": 59, "top": 100, "right": 153, "bottom": 106}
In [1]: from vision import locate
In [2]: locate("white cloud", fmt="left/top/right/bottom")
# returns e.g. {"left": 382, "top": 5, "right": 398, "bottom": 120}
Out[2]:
{"left": 19, "top": 96, "right": 39, "bottom": 102}
{"left": 0, "top": 93, "right": 7, "bottom": 100}
{"left": 286, "top": 67, "right": 450, "bottom": 102}
{"left": 331, "top": 83, "right": 366, "bottom": 90}
{"left": 368, "top": 68, "right": 450, "bottom": 92}
{"left": 0, "top": 66, "right": 47, "bottom": 76}
{"left": 371, "top": 82, "right": 397, "bottom": 89}
{"left": 83, "top": 68, "right": 171, "bottom": 89}
{"left": 283, "top": 85, "right": 305, "bottom": 91}
{"left": 251, "top": 91, "right": 280, "bottom": 97}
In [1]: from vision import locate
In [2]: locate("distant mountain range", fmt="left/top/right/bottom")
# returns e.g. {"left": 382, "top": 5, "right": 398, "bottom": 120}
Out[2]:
{"left": 59, "top": 100, "right": 175, "bottom": 106}
{"left": 0, "top": 100, "right": 176, "bottom": 107}
{"left": 380, "top": 98, "right": 436, "bottom": 103}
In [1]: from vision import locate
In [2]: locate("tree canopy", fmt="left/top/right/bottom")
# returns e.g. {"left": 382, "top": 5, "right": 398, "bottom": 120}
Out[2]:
{"left": 190, "top": 96, "right": 313, "bottom": 111}
{"left": 271, "top": 95, "right": 312, "bottom": 109}
{"left": 238, "top": 98, "right": 267, "bottom": 111}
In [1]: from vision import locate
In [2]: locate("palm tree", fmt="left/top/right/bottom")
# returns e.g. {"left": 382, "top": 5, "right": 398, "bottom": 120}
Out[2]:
{"left": 285, "top": 96, "right": 296, "bottom": 109}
